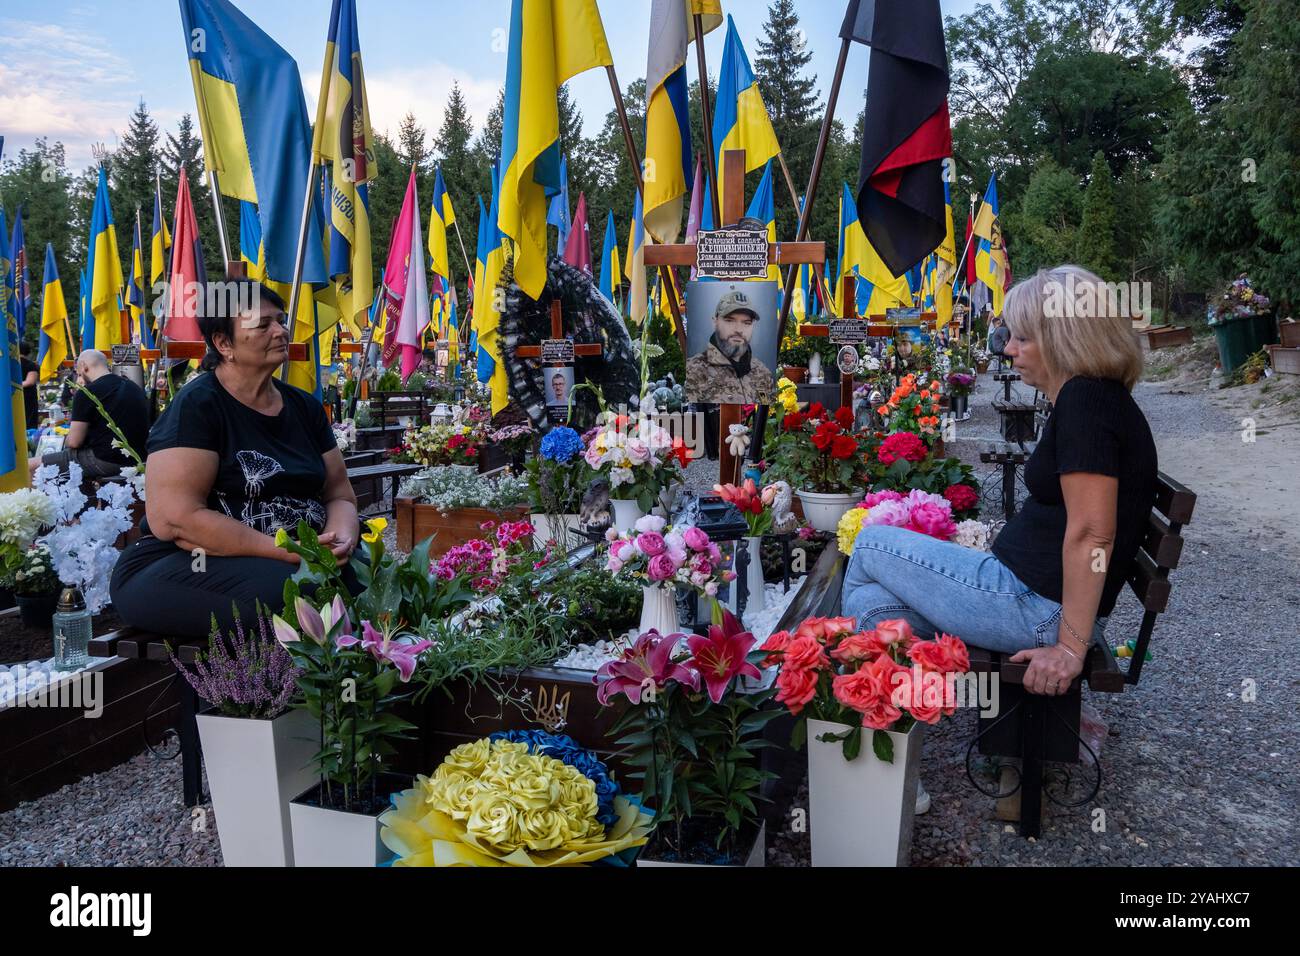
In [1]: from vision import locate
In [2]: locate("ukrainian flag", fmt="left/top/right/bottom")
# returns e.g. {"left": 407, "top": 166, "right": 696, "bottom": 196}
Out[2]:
{"left": 428, "top": 165, "right": 456, "bottom": 281}
{"left": 38, "top": 244, "right": 70, "bottom": 383}
{"left": 837, "top": 182, "right": 912, "bottom": 318}
{"left": 10, "top": 210, "right": 30, "bottom": 339}
{"left": 0, "top": 210, "right": 22, "bottom": 487}
{"left": 470, "top": 194, "right": 488, "bottom": 367}
{"left": 932, "top": 178, "right": 956, "bottom": 325}
{"left": 127, "top": 213, "right": 152, "bottom": 348}
{"left": 713, "top": 14, "right": 780, "bottom": 208}
{"left": 238, "top": 200, "right": 266, "bottom": 280}
{"left": 179, "top": 0, "right": 325, "bottom": 286}
{"left": 86, "top": 166, "right": 124, "bottom": 352}
{"left": 644, "top": 0, "right": 721, "bottom": 244}
{"left": 627, "top": 190, "right": 647, "bottom": 325}
{"left": 599, "top": 210, "right": 620, "bottom": 306}
{"left": 78, "top": 268, "right": 89, "bottom": 349}
{"left": 498, "top": 0, "right": 611, "bottom": 300}
{"left": 744, "top": 160, "right": 780, "bottom": 284}
{"left": 313, "top": 0, "right": 374, "bottom": 332}
{"left": 150, "top": 178, "right": 172, "bottom": 286}
{"left": 974, "top": 174, "right": 1008, "bottom": 316}
{"left": 477, "top": 159, "right": 510, "bottom": 411}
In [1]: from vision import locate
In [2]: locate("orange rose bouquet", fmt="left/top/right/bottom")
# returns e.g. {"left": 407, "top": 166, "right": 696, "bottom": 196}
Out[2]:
{"left": 758, "top": 615, "right": 970, "bottom": 762}
{"left": 875, "top": 373, "right": 944, "bottom": 442}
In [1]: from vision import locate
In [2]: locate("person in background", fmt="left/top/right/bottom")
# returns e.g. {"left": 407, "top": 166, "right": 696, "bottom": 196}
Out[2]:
{"left": 30, "top": 349, "right": 149, "bottom": 479}
{"left": 19, "top": 343, "right": 39, "bottom": 429}
{"left": 988, "top": 314, "right": 1011, "bottom": 369}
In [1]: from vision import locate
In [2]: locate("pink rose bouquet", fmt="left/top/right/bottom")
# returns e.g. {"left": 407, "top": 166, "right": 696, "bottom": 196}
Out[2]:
{"left": 604, "top": 518, "right": 734, "bottom": 597}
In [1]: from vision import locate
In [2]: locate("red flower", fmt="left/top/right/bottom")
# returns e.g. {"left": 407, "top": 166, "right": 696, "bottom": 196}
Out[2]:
{"left": 670, "top": 437, "right": 691, "bottom": 468}
{"left": 876, "top": 431, "right": 927, "bottom": 465}
{"left": 830, "top": 434, "right": 858, "bottom": 460}
{"left": 686, "top": 610, "right": 762, "bottom": 703}
{"left": 782, "top": 412, "right": 805, "bottom": 432}
{"left": 834, "top": 406, "right": 855, "bottom": 430}
{"left": 943, "top": 483, "right": 978, "bottom": 513}
{"left": 806, "top": 402, "right": 827, "bottom": 421}
{"left": 810, "top": 420, "right": 841, "bottom": 451}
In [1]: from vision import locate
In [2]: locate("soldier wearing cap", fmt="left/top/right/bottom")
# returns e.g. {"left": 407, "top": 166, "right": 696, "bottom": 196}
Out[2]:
{"left": 686, "top": 287, "right": 775, "bottom": 404}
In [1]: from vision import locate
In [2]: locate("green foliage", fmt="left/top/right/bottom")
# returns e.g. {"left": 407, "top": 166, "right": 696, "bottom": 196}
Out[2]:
{"left": 1075, "top": 151, "right": 1122, "bottom": 280}
{"left": 645, "top": 309, "right": 684, "bottom": 384}
{"left": 1005, "top": 156, "right": 1081, "bottom": 278}
{"left": 497, "top": 565, "right": 642, "bottom": 645}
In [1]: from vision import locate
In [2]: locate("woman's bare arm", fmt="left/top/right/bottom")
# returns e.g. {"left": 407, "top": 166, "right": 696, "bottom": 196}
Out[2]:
{"left": 318, "top": 447, "right": 359, "bottom": 564}
{"left": 145, "top": 446, "right": 296, "bottom": 563}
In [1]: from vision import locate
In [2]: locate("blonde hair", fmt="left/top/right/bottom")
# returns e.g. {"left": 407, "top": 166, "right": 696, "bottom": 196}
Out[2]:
{"left": 1002, "top": 264, "right": 1144, "bottom": 390}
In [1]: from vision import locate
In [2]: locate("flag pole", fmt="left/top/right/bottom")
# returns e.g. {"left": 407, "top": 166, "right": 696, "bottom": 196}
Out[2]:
{"left": 279, "top": 162, "right": 322, "bottom": 379}
{"left": 951, "top": 191, "right": 978, "bottom": 298}
{"left": 692, "top": 14, "right": 721, "bottom": 228}
{"left": 604, "top": 63, "right": 689, "bottom": 358}
{"left": 451, "top": 218, "right": 474, "bottom": 284}
{"left": 206, "top": 170, "right": 232, "bottom": 268}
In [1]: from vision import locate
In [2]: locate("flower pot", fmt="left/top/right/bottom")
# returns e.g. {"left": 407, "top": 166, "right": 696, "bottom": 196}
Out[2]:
{"left": 289, "top": 775, "right": 404, "bottom": 868}
{"left": 16, "top": 591, "right": 58, "bottom": 629}
{"left": 611, "top": 498, "right": 646, "bottom": 534}
{"left": 807, "top": 718, "right": 924, "bottom": 867}
{"left": 808, "top": 352, "right": 823, "bottom": 384}
{"left": 636, "top": 820, "right": 766, "bottom": 867}
{"left": 975, "top": 360, "right": 989, "bottom": 374}
{"left": 950, "top": 392, "right": 969, "bottom": 418}
{"left": 796, "top": 491, "right": 860, "bottom": 533}
{"left": 529, "top": 512, "right": 583, "bottom": 550}
{"left": 782, "top": 366, "right": 807, "bottom": 384}
{"left": 197, "top": 707, "right": 320, "bottom": 867}
{"left": 639, "top": 583, "right": 679, "bottom": 635}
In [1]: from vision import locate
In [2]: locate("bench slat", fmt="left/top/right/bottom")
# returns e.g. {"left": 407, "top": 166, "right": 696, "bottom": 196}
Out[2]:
{"left": 1154, "top": 471, "right": 1196, "bottom": 525}
{"left": 1127, "top": 549, "right": 1171, "bottom": 612}
{"left": 1142, "top": 511, "right": 1185, "bottom": 569}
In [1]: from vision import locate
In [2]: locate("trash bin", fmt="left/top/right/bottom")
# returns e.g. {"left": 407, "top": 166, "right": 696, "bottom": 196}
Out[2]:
{"left": 1210, "top": 312, "right": 1278, "bottom": 372}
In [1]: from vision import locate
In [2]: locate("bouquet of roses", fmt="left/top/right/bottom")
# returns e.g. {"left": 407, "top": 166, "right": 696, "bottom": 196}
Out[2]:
{"left": 583, "top": 413, "right": 687, "bottom": 513}
{"left": 763, "top": 403, "right": 870, "bottom": 494}
{"left": 604, "top": 515, "right": 735, "bottom": 598}
{"left": 862, "top": 429, "right": 981, "bottom": 503}
{"left": 713, "top": 479, "right": 775, "bottom": 537}
{"left": 876, "top": 373, "right": 944, "bottom": 440}
{"left": 759, "top": 615, "right": 969, "bottom": 761}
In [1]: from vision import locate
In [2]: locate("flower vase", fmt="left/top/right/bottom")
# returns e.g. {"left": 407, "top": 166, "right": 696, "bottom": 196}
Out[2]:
{"left": 796, "top": 490, "right": 860, "bottom": 533}
{"left": 289, "top": 774, "right": 407, "bottom": 868}
{"left": 611, "top": 498, "right": 646, "bottom": 534}
{"left": 808, "top": 352, "right": 823, "bottom": 384}
{"left": 807, "top": 718, "right": 924, "bottom": 867}
{"left": 639, "top": 584, "right": 679, "bottom": 635}
{"left": 529, "top": 512, "right": 583, "bottom": 550}
{"left": 741, "top": 536, "right": 767, "bottom": 614}
{"left": 950, "top": 392, "right": 969, "bottom": 418}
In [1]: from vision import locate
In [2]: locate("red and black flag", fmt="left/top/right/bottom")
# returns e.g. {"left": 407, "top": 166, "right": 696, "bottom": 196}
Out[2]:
{"left": 842, "top": 0, "right": 952, "bottom": 278}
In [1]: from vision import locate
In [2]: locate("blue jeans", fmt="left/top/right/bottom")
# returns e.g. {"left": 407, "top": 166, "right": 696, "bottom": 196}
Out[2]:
{"left": 842, "top": 525, "right": 1104, "bottom": 654}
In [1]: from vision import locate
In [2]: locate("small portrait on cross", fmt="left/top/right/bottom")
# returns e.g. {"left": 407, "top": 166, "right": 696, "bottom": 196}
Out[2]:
{"left": 684, "top": 280, "right": 779, "bottom": 405}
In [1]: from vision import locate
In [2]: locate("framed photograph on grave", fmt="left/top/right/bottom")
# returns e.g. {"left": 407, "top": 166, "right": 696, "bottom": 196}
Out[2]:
{"left": 684, "top": 280, "right": 779, "bottom": 405}
{"left": 544, "top": 366, "right": 575, "bottom": 422}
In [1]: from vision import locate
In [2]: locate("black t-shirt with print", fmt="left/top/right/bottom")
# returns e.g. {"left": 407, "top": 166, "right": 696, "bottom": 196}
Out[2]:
{"left": 145, "top": 372, "right": 337, "bottom": 536}
{"left": 992, "top": 376, "right": 1158, "bottom": 616}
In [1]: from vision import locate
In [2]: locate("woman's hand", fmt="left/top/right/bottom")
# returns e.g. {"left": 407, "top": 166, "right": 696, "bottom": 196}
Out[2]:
{"left": 1008, "top": 643, "right": 1085, "bottom": 696}
{"left": 317, "top": 530, "right": 355, "bottom": 566}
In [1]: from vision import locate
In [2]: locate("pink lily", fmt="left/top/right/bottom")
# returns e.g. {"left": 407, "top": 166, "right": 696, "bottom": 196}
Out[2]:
{"left": 594, "top": 630, "right": 700, "bottom": 706}
{"left": 686, "top": 610, "right": 762, "bottom": 703}
{"left": 273, "top": 594, "right": 350, "bottom": 648}
{"left": 337, "top": 621, "right": 432, "bottom": 683}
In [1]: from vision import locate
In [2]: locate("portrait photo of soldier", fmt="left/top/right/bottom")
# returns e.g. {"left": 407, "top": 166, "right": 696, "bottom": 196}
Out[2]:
{"left": 685, "top": 281, "right": 778, "bottom": 405}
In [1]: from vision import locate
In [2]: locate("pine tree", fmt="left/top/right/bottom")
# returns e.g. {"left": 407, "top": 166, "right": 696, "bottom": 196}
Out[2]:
{"left": 396, "top": 111, "right": 429, "bottom": 197}
{"left": 114, "top": 100, "right": 161, "bottom": 247}
{"left": 434, "top": 81, "right": 479, "bottom": 302}
{"left": 1075, "top": 151, "right": 1121, "bottom": 280}
{"left": 0, "top": 138, "right": 74, "bottom": 339}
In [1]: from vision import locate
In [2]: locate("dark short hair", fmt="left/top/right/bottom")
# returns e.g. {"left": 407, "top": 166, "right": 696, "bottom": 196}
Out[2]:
{"left": 19, "top": 343, "right": 31, "bottom": 358}
{"left": 198, "top": 280, "right": 286, "bottom": 371}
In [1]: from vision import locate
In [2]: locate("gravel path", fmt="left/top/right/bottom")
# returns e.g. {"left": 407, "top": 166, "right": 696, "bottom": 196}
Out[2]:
{"left": 3, "top": 364, "right": 1295, "bottom": 866}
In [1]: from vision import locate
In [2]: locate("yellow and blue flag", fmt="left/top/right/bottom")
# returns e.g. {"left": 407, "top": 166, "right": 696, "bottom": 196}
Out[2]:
{"left": 974, "top": 174, "right": 1008, "bottom": 316}
{"left": 713, "top": 14, "right": 780, "bottom": 208}
{"left": 743, "top": 160, "right": 780, "bottom": 284}
{"left": 39, "top": 244, "right": 70, "bottom": 383}
{"left": 546, "top": 153, "right": 570, "bottom": 249}
{"left": 627, "top": 189, "right": 647, "bottom": 325}
{"left": 11, "top": 210, "right": 30, "bottom": 340}
{"left": 150, "top": 177, "right": 172, "bottom": 286}
{"left": 0, "top": 208, "right": 24, "bottom": 488}
{"left": 238, "top": 200, "right": 266, "bottom": 280}
{"left": 427, "top": 165, "right": 456, "bottom": 281}
{"left": 86, "top": 166, "right": 124, "bottom": 352}
{"left": 837, "top": 182, "right": 912, "bottom": 318}
{"left": 127, "top": 211, "right": 152, "bottom": 348}
{"left": 499, "top": 0, "right": 612, "bottom": 300}
{"left": 477, "top": 159, "right": 511, "bottom": 410}
{"left": 179, "top": 0, "right": 325, "bottom": 286}
{"left": 312, "top": 0, "right": 373, "bottom": 332}
{"left": 469, "top": 194, "right": 488, "bottom": 365}
{"left": 599, "top": 210, "right": 620, "bottom": 306}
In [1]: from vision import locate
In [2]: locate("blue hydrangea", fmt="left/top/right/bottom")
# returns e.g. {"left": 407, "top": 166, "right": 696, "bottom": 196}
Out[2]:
{"left": 539, "top": 427, "right": 584, "bottom": 464}
{"left": 490, "top": 730, "right": 619, "bottom": 826}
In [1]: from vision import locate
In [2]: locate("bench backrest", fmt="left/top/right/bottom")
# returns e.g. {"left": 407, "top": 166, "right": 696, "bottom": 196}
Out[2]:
{"left": 1123, "top": 471, "right": 1196, "bottom": 684}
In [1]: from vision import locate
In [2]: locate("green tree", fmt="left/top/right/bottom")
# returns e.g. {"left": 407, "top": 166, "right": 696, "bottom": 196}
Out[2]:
{"left": 114, "top": 100, "right": 161, "bottom": 245}
{"left": 0, "top": 138, "right": 75, "bottom": 334}
{"left": 1005, "top": 156, "right": 1081, "bottom": 277}
{"left": 433, "top": 80, "right": 479, "bottom": 298}
{"left": 1075, "top": 151, "right": 1121, "bottom": 279}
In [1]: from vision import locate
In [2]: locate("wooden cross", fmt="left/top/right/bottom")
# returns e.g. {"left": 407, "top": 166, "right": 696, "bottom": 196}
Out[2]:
{"left": 643, "top": 149, "right": 828, "bottom": 484}
{"left": 516, "top": 300, "right": 604, "bottom": 417}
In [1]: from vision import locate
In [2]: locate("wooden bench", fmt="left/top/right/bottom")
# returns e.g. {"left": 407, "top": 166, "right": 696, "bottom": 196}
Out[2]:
{"left": 992, "top": 398, "right": 1041, "bottom": 445}
{"left": 992, "top": 370, "right": 1021, "bottom": 402}
{"left": 370, "top": 390, "right": 432, "bottom": 428}
{"left": 355, "top": 424, "right": 406, "bottom": 453}
{"left": 965, "top": 472, "right": 1197, "bottom": 837}
{"left": 346, "top": 462, "right": 422, "bottom": 518}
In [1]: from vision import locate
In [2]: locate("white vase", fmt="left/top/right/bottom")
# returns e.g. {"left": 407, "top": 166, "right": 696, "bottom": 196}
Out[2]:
{"left": 196, "top": 708, "right": 319, "bottom": 867}
{"left": 808, "top": 352, "right": 823, "bottom": 384}
{"left": 797, "top": 490, "right": 861, "bottom": 533}
{"left": 807, "top": 718, "right": 924, "bottom": 867}
{"left": 742, "top": 536, "right": 767, "bottom": 614}
{"left": 636, "top": 821, "right": 766, "bottom": 867}
{"left": 639, "top": 583, "right": 679, "bottom": 635}
{"left": 289, "top": 789, "right": 388, "bottom": 868}
{"left": 530, "top": 512, "right": 582, "bottom": 550}
{"left": 611, "top": 498, "right": 646, "bottom": 533}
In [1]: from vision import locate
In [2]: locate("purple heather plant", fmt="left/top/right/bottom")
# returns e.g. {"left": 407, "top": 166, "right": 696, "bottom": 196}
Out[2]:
{"left": 172, "top": 609, "right": 299, "bottom": 719}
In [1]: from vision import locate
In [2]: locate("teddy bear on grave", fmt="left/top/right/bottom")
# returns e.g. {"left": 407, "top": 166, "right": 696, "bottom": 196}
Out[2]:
{"left": 725, "top": 423, "right": 751, "bottom": 460}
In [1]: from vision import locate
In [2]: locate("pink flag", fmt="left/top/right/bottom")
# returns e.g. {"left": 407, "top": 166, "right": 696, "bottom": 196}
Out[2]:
{"left": 684, "top": 155, "right": 705, "bottom": 279}
{"left": 563, "top": 193, "right": 592, "bottom": 275}
{"left": 379, "top": 168, "right": 430, "bottom": 380}
{"left": 165, "top": 170, "right": 205, "bottom": 342}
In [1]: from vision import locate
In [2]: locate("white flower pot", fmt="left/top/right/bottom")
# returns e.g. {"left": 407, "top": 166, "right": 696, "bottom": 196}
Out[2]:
{"left": 289, "top": 788, "right": 388, "bottom": 868}
{"left": 196, "top": 708, "right": 319, "bottom": 868}
{"left": 742, "top": 536, "right": 767, "bottom": 614}
{"left": 639, "top": 583, "right": 679, "bottom": 635}
{"left": 636, "top": 821, "right": 766, "bottom": 867}
{"left": 797, "top": 490, "right": 861, "bottom": 533}
{"left": 530, "top": 512, "right": 582, "bottom": 550}
{"left": 611, "top": 498, "right": 646, "bottom": 533}
{"left": 807, "top": 718, "right": 924, "bottom": 867}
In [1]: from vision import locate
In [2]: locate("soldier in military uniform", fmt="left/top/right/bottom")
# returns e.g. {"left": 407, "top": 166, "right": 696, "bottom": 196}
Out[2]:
{"left": 685, "top": 288, "right": 775, "bottom": 404}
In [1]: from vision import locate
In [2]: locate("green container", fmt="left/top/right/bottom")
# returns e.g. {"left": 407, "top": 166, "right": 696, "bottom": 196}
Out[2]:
{"left": 1211, "top": 312, "right": 1278, "bottom": 372}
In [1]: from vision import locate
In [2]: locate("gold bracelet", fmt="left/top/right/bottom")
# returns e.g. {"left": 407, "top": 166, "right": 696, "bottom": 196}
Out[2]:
{"left": 1061, "top": 615, "right": 1091, "bottom": 650}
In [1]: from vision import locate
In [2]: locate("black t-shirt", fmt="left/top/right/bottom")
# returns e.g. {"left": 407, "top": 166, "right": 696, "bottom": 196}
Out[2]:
{"left": 146, "top": 372, "right": 336, "bottom": 536}
{"left": 71, "top": 373, "right": 150, "bottom": 466}
{"left": 21, "top": 357, "right": 38, "bottom": 426}
{"left": 992, "top": 376, "right": 1158, "bottom": 616}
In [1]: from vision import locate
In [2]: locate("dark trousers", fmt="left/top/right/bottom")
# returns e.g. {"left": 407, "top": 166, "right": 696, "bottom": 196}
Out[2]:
{"left": 110, "top": 537, "right": 361, "bottom": 639}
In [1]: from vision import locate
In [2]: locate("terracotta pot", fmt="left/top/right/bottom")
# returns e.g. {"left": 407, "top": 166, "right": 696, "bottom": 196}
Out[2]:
{"left": 781, "top": 367, "right": 807, "bottom": 384}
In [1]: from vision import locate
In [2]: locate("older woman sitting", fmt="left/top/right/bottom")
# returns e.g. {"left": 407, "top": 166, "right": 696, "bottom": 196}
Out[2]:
{"left": 843, "top": 265, "right": 1157, "bottom": 697}
{"left": 110, "top": 281, "right": 359, "bottom": 638}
